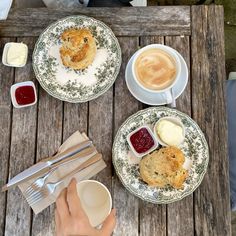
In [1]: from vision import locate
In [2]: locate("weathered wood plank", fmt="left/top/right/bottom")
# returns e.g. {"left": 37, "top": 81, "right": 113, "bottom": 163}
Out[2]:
{"left": 165, "top": 35, "right": 194, "bottom": 236}
{"left": 191, "top": 5, "right": 231, "bottom": 236}
{"left": 113, "top": 37, "right": 140, "bottom": 236}
{"left": 63, "top": 103, "right": 88, "bottom": 141}
{"left": 0, "top": 37, "right": 15, "bottom": 236}
{"left": 0, "top": 6, "right": 191, "bottom": 37}
{"left": 139, "top": 36, "right": 167, "bottom": 236}
{"left": 4, "top": 37, "right": 38, "bottom": 236}
{"left": 31, "top": 88, "right": 63, "bottom": 236}
{"left": 88, "top": 88, "right": 113, "bottom": 190}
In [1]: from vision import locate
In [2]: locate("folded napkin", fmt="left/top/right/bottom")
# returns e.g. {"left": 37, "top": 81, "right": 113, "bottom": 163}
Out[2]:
{"left": 0, "top": 0, "right": 12, "bottom": 20}
{"left": 18, "top": 131, "right": 106, "bottom": 214}
{"left": 227, "top": 79, "right": 236, "bottom": 211}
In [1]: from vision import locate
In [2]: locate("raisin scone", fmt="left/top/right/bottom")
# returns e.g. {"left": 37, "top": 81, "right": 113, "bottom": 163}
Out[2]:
{"left": 60, "top": 28, "right": 97, "bottom": 70}
{"left": 139, "top": 146, "right": 188, "bottom": 189}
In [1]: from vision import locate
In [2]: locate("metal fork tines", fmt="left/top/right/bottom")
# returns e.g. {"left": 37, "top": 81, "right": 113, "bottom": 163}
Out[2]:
{"left": 26, "top": 153, "right": 102, "bottom": 206}
{"left": 24, "top": 146, "right": 97, "bottom": 200}
{"left": 27, "top": 180, "right": 62, "bottom": 205}
{"left": 24, "top": 169, "right": 55, "bottom": 198}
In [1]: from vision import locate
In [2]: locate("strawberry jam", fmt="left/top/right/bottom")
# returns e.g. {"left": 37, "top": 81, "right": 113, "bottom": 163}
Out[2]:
{"left": 130, "top": 127, "right": 155, "bottom": 154}
{"left": 15, "top": 86, "right": 35, "bottom": 105}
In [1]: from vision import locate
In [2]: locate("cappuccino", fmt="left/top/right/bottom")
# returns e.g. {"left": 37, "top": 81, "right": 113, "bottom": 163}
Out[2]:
{"left": 134, "top": 48, "right": 177, "bottom": 90}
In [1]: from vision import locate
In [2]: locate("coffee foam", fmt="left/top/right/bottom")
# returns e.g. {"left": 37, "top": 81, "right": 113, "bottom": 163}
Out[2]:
{"left": 134, "top": 48, "right": 177, "bottom": 90}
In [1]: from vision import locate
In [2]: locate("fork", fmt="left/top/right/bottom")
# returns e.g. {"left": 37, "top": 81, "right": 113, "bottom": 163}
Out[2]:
{"left": 24, "top": 146, "right": 96, "bottom": 198}
{"left": 26, "top": 153, "right": 102, "bottom": 206}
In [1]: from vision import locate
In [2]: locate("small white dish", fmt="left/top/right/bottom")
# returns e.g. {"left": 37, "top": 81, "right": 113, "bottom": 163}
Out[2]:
{"left": 127, "top": 125, "right": 158, "bottom": 158}
{"left": 154, "top": 116, "right": 185, "bottom": 147}
{"left": 76, "top": 180, "right": 112, "bottom": 227}
{"left": 125, "top": 48, "right": 188, "bottom": 105}
{"left": 10, "top": 81, "right": 37, "bottom": 108}
{"left": 2, "top": 42, "right": 28, "bottom": 67}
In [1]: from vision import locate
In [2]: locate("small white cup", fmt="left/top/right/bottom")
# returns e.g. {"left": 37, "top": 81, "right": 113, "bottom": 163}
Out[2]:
{"left": 76, "top": 180, "right": 112, "bottom": 227}
{"left": 131, "top": 44, "right": 181, "bottom": 103}
{"left": 10, "top": 81, "right": 37, "bottom": 108}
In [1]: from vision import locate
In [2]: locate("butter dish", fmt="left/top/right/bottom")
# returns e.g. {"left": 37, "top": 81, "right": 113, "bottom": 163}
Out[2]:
{"left": 154, "top": 116, "right": 185, "bottom": 147}
{"left": 2, "top": 42, "right": 28, "bottom": 67}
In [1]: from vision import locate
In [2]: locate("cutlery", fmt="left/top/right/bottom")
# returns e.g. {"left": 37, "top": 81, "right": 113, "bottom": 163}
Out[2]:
{"left": 2, "top": 140, "right": 92, "bottom": 192}
{"left": 23, "top": 146, "right": 97, "bottom": 197}
{"left": 26, "top": 153, "right": 102, "bottom": 205}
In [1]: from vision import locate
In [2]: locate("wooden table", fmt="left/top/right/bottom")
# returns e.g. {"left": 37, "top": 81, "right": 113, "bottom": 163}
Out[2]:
{"left": 0, "top": 5, "right": 231, "bottom": 236}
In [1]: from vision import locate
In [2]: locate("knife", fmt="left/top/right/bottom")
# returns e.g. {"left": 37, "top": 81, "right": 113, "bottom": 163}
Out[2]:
{"left": 2, "top": 140, "right": 92, "bottom": 192}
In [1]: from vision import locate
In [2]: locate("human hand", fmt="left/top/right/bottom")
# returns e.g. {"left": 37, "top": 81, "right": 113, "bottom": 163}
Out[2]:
{"left": 55, "top": 178, "right": 116, "bottom": 236}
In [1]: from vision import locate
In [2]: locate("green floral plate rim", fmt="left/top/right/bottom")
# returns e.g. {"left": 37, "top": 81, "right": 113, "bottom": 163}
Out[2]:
{"left": 32, "top": 15, "right": 122, "bottom": 103}
{"left": 112, "top": 107, "right": 209, "bottom": 204}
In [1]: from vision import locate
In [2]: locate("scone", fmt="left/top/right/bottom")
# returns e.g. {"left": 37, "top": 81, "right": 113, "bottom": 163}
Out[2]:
{"left": 60, "top": 28, "right": 97, "bottom": 70}
{"left": 139, "top": 146, "right": 188, "bottom": 189}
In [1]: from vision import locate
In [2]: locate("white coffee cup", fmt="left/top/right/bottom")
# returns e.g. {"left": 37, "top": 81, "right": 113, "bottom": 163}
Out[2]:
{"left": 76, "top": 180, "right": 112, "bottom": 227}
{"left": 131, "top": 44, "right": 181, "bottom": 103}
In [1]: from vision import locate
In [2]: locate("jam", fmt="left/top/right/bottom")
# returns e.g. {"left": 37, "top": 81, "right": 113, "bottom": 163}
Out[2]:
{"left": 15, "top": 86, "right": 35, "bottom": 105}
{"left": 130, "top": 128, "right": 155, "bottom": 154}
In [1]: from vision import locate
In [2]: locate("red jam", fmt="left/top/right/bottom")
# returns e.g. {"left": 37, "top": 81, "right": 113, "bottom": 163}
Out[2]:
{"left": 130, "top": 128, "right": 155, "bottom": 154}
{"left": 15, "top": 86, "right": 35, "bottom": 105}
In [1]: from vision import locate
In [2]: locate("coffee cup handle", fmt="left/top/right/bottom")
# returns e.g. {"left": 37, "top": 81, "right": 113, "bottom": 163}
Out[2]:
{"left": 164, "top": 90, "right": 173, "bottom": 104}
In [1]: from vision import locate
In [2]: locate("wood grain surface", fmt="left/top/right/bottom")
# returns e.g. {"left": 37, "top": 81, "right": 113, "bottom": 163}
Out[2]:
{"left": 0, "top": 7, "right": 191, "bottom": 37}
{"left": 191, "top": 5, "right": 231, "bottom": 236}
{"left": 113, "top": 37, "right": 141, "bottom": 236}
{"left": 0, "top": 5, "right": 231, "bottom": 236}
{"left": 4, "top": 37, "right": 38, "bottom": 236}
{"left": 88, "top": 88, "right": 113, "bottom": 190}
{"left": 0, "top": 38, "right": 15, "bottom": 236}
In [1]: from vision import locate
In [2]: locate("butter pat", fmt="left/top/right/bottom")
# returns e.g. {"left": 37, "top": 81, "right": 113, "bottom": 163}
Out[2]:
{"left": 6, "top": 43, "right": 28, "bottom": 66}
{"left": 156, "top": 120, "right": 184, "bottom": 146}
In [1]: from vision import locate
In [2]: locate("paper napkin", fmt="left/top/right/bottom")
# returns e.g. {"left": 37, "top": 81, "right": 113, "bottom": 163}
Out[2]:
{"left": 18, "top": 131, "right": 106, "bottom": 214}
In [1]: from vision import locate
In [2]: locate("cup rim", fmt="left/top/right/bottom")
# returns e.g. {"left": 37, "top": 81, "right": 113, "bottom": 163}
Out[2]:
{"left": 131, "top": 44, "right": 181, "bottom": 93}
{"left": 76, "top": 179, "right": 112, "bottom": 226}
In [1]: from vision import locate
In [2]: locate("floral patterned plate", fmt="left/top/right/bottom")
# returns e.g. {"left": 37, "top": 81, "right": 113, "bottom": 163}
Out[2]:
{"left": 112, "top": 107, "right": 209, "bottom": 204}
{"left": 32, "top": 16, "right": 121, "bottom": 103}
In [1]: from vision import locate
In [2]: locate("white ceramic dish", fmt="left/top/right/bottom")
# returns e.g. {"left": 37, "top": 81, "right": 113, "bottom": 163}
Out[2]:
{"left": 125, "top": 48, "right": 188, "bottom": 105}
{"left": 2, "top": 42, "right": 28, "bottom": 67}
{"left": 32, "top": 15, "right": 121, "bottom": 103}
{"left": 112, "top": 107, "right": 209, "bottom": 204}
{"left": 10, "top": 81, "right": 37, "bottom": 108}
{"left": 127, "top": 125, "right": 158, "bottom": 158}
{"left": 154, "top": 116, "right": 185, "bottom": 147}
{"left": 76, "top": 180, "right": 112, "bottom": 227}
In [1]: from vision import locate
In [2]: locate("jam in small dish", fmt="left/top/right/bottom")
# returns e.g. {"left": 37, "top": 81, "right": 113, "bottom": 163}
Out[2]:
{"left": 127, "top": 125, "right": 158, "bottom": 157}
{"left": 10, "top": 81, "right": 37, "bottom": 108}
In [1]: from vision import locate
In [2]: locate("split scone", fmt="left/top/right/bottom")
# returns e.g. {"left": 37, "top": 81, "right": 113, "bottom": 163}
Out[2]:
{"left": 139, "top": 146, "right": 188, "bottom": 189}
{"left": 60, "top": 28, "right": 97, "bottom": 70}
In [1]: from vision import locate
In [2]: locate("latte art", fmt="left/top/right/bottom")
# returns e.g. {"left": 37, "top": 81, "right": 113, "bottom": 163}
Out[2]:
{"left": 134, "top": 49, "right": 177, "bottom": 90}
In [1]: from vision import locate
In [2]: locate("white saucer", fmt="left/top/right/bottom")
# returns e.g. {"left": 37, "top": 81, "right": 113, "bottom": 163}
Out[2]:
{"left": 125, "top": 49, "right": 188, "bottom": 105}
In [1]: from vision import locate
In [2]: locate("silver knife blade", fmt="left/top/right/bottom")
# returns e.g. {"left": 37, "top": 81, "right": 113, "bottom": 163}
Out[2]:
{"left": 3, "top": 140, "right": 93, "bottom": 191}
{"left": 3, "top": 161, "right": 49, "bottom": 191}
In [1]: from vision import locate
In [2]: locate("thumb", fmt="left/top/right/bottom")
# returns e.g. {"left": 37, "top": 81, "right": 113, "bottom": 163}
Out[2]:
{"left": 101, "top": 209, "right": 116, "bottom": 236}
